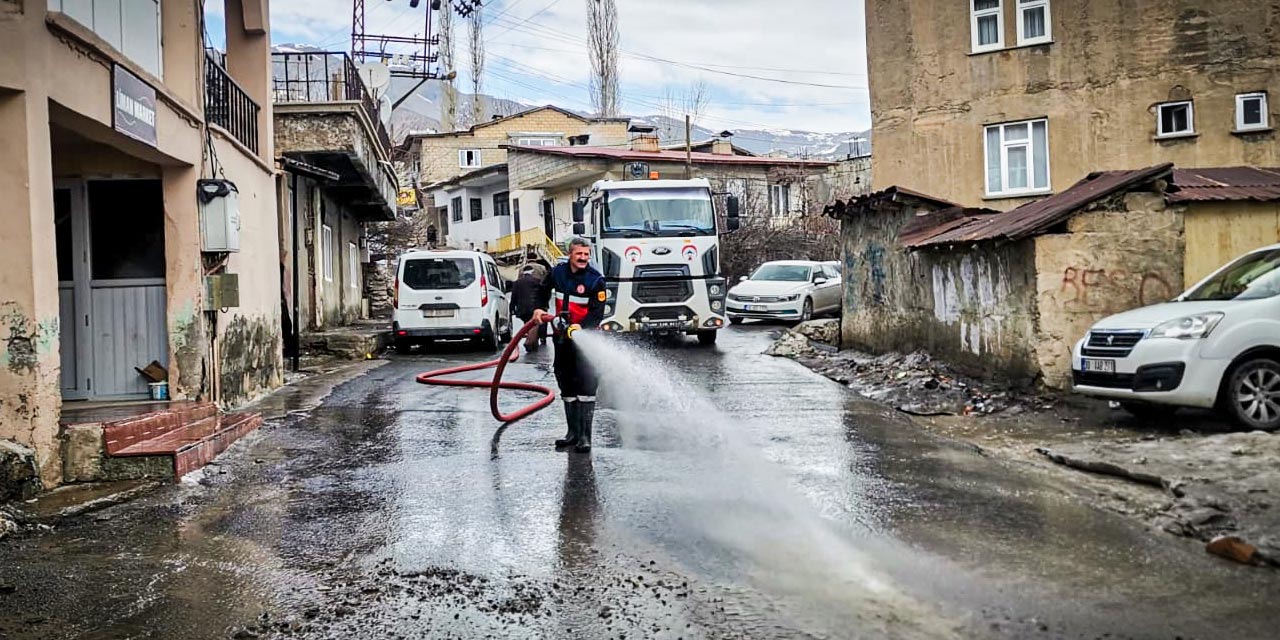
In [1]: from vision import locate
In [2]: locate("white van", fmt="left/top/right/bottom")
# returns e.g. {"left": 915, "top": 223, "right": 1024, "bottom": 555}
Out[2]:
{"left": 393, "top": 249, "right": 512, "bottom": 351}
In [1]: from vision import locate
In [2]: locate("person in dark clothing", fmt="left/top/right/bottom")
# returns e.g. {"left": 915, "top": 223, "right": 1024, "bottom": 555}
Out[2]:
{"left": 510, "top": 266, "right": 547, "bottom": 351}
{"left": 534, "top": 237, "right": 607, "bottom": 453}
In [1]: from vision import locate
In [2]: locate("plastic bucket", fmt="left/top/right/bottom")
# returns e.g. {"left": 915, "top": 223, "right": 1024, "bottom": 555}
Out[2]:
{"left": 148, "top": 382, "right": 169, "bottom": 401}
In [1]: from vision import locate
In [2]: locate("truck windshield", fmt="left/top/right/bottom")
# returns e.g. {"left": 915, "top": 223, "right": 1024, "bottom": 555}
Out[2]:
{"left": 402, "top": 257, "right": 477, "bottom": 290}
{"left": 751, "top": 264, "right": 812, "bottom": 282}
{"left": 1183, "top": 248, "right": 1280, "bottom": 301}
{"left": 604, "top": 188, "right": 715, "bottom": 237}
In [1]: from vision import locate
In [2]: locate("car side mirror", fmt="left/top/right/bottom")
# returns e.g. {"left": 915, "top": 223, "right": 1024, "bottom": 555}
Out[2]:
{"left": 572, "top": 222, "right": 586, "bottom": 235}
{"left": 726, "top": 195, "right": 740, "bottom": 219}
{"left": 738, "top": 275, "right": 748, "bottom": 282}
{"left": 814, "top": 277, "right": 828, "bottom": 285}
{"left": 572, "top": 201, "right": 585, "bottom": 224}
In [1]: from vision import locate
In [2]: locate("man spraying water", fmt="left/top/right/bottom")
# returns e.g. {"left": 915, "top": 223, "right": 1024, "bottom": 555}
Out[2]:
{"left": 533, "top": 237, "right": 606, "bottom": 453}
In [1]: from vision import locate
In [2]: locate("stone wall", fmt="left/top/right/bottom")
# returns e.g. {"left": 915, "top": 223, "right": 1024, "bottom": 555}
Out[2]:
{"left": 839, "top": 202, "right": 1041, "bottom": 384}
{"left": 866, "top": 0, "right": 1280, "bottom": 208}
{"left": 1033, "top": 192, "right": 1186, "bottom": 387}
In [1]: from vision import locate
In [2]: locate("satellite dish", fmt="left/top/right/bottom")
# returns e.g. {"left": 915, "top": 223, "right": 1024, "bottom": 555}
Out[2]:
{"left": 357, "top": 62, "right": 391, "bottom": 97}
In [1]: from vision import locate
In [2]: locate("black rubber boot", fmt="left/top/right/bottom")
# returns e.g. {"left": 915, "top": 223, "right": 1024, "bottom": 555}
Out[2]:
{"left": 555, "top": 401, "right": 579, "bottom": 448}
{"left": 575, "top": 402, "right": 595, "bottom": 453}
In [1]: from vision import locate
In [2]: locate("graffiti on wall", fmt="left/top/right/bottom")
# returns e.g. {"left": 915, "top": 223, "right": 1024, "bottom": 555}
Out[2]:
{"left": 1059, "top": 267, "right": 1176, "bottom": 311}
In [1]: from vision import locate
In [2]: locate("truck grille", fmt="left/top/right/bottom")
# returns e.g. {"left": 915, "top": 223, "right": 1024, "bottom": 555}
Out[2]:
{"left": 1081, "top": 330, "right": 1144, "bottom": 358}
{"left": 632, "top": 264, "right": 693, "bottom": 304}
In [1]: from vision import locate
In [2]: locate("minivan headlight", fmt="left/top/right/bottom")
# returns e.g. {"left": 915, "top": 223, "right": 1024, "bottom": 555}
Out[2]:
{"left": 1149, "top": 312, "right": 1224, "bottom": 339}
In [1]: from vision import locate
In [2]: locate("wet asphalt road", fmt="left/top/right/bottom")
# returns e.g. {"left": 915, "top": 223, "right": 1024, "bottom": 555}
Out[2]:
{"left": 2, "top": 325, "right": 1280, "bottom": 639}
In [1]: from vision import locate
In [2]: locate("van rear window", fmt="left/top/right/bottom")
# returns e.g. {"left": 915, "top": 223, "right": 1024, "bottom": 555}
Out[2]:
{"left": 402, "top": 258, "right": 476, "bottom": 290}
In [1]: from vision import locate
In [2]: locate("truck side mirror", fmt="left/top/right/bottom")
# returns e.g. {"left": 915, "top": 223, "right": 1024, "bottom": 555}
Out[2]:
{"left": 572, "top": 201, "right": 585, "bottom": 224}
{"left": 572, "top": 222, "right": 586, "bottom": 235}
{"left": 726, "top": 195, "right": 740, "bottom": 219}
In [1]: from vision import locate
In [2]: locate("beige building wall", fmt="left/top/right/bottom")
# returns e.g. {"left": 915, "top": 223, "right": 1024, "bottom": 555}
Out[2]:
{"left": 0, "top": 1, "right": 281, "bottom": 487}
{"left": 416, "top": 108, "right": 629, "bottom": 186}
{"left": 1032, "top": 193, "right": 1186, "bottom": 388}
{"left": 1182, "top": 201, "right": 1280, "bottom": 288}
{"left": 866, "top": 0, "right": 1280, "bottom": 208}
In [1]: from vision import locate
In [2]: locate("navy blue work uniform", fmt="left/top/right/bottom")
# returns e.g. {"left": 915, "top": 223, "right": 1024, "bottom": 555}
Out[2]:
{"left": 536, "top": 262, "right": 607, "bottom": 399}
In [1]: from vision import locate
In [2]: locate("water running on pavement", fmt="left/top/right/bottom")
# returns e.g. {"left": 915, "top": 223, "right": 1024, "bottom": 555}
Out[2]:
{"left": 569, "top": 331, "right": 958, "bottom": 636}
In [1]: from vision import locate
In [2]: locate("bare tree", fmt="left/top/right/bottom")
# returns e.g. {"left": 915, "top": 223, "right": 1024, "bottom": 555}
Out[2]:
{"left": 438, "top": 6, "right": 458, "bottom": 131}
{"left": 469, "top": 5, "right": 486, "bottom": 124}
{"left": 657, "top": 79, "right": 709, "bottom": 143}
{"left": 586, "top": 0, "right": 619, "bottom": 117}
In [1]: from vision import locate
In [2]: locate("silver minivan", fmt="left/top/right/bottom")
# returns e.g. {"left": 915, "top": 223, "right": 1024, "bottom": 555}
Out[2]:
{"left": 393, "top": 250, "right": 512, "bottom": 351}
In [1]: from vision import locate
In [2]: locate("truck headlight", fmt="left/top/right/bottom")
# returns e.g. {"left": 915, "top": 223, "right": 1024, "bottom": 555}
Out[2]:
{"left": 1149, "top": 312, "right": 1224, "bottom": 339}
{"left": 709, "top": 284, "right": 723, "bottom": 296}
{"left": 604, "top": 304, "right": 614, "bottom": 316}
{"left": 711, "top": 300, "right": 723, "bottom": 311}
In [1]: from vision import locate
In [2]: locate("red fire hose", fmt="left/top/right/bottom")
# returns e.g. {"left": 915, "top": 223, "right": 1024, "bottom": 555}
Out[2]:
{"left": 415, "top": 318, "right": 557, "bottom": 423}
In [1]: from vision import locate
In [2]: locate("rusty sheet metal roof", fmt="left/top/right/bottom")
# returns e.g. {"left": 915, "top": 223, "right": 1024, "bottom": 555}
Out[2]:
{"left": 901, "top": 164, "right": 1175, "bottom": 248}
{"left": 1169, "top": 167, "right": 1280, "bottom": 202}
{"left": 825, "top": 185, "right": 961, "bottom": 220}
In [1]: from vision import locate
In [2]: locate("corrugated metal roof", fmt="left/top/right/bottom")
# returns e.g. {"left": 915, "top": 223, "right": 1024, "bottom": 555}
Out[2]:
{"left": 1169, "top": 167, "right": 1280, "bottom": 202}
{"left": 510, "top": 145, "right": 834, "bottom": 168}
{"left": 901, "top": 164, "right": 1174, "bottom": 248}
{"left": 824, "top": 185, "right": 961, "bottom": 221}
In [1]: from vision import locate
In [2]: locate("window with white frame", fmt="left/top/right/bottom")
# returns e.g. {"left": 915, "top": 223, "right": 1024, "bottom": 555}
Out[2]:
{"left": 348, "top": 242, "right": 359, "bottom": 289}
{"left": 971, "top": 0, "right": 1004, "bottom": 53}
{"left": 322, "top": 225, "right": 334, "bottom": 281}
{"left": 770, "top": 184, "right": 791, "bottom": 216}
{"left": 50, "top": 0, "right": 163, "bottom": 77}
{"left": 515, "top": 137, "right": 561, "bottom": 147}
{"left": 1016, "top": 0, "right": 1051, "bottom": 45}
{"left": 459, "top": 149, "right": 482, "bottom": 168}
{"left": 984, "top": 119, "right": 1050, "bottom": 197}
{"left": 1156, "top": 101, "right": 1195, "bottom": 138}
{"left": 1236, "top": 93, "right": 1269, "bottom": 131}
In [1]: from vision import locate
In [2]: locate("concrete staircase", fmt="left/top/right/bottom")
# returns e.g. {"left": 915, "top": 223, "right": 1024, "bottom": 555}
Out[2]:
{"left": 68, "top": 402, "right": 263, "bottom": 480}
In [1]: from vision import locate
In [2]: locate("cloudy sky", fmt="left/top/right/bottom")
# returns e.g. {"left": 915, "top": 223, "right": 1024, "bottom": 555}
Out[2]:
{"left": 216, "top": 0, "right": 869, "bottom": 133}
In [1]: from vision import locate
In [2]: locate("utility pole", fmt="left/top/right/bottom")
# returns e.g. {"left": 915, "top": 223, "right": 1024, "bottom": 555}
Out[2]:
{"left": 684, "top": 115, "right": 692, "bottom": 179}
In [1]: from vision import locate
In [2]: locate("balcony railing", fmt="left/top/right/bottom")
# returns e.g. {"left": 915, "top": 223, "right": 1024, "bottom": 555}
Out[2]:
{"left": 271, "top": 51, "right": 392, "bottom": 153}
{"left": 204, "top": 52, "right": 261, "bottom": 154}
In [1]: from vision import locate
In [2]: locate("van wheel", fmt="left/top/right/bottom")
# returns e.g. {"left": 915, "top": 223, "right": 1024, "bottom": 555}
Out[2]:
{"left": 477, "top": 329, "right": 499, "bottom": 352}
{"left": 1222, "top": 358, "right": 1280, "bottom": 431}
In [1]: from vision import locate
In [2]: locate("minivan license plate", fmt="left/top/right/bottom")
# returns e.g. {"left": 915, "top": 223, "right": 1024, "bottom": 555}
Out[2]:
{"left": 422, "top": 309, "right": 454, "bottom": 318}
{"left": 1081, "top": 358, "right": 1115, "bottom": 374}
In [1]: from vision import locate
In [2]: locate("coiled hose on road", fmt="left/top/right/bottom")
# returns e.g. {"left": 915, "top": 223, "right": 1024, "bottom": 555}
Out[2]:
{"left": 414, "top": 318, "right": 557, "bottom": 423}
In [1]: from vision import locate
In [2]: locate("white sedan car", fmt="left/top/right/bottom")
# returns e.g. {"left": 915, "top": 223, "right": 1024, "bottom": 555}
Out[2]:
{"left": 1072, "top": 243, "right": 1280, "bottom": 430}
{"left": 726, "top": 260, "right": 842, "bottom": 324}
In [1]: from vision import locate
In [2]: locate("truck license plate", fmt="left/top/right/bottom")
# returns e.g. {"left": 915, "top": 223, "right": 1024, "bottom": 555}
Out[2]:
{"left": 644, "top": 320, "right": 682, "bottom": 330}
{"left": 1081, "top": 358, "right": 1115, "bottom": 373}
{"left": 422, "top": 309, "right": 454, "bottom": 318}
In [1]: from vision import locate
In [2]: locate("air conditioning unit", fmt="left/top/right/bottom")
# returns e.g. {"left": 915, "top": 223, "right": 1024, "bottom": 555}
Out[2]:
{"left": 198, "top": 179, "right": 240, "bottom": 252}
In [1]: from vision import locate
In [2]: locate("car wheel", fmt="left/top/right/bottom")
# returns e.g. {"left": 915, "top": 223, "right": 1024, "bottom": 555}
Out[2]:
{"left": 800, "top": 298, "right": 814, "bottom": 322}
{"left": 1223, "top": 358, "right": 1280, "bottom": 431}
{"left": 696, "top": 330, "right": 718, "bottom": 346}
{"left": 729, "top": 316, "right": 744, "bottom": 325}
{"left": 1120, "top": 402, "right": 1178, "bottom": 420}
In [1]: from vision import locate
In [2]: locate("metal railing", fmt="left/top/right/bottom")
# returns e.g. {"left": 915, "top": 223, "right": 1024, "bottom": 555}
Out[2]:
{"left": 489, "top": 228, "right": 565, "bottom": 261}
{"left": 271, "top": 51, "right": 392, "bottom": 152}
{"left": 204, "top": 52, "right": 260, "bottom": 153}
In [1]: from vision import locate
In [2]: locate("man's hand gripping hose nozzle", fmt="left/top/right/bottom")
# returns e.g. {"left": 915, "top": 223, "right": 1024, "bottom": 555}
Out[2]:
{"left": 551, "top": 313, "right": 582, "bottom": 340}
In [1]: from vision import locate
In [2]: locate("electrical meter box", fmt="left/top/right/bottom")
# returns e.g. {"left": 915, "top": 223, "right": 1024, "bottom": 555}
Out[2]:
{"left": 198, "top": 179, "right": 241, "bottom": 252}
{"left": 205, "top": 273, "right": 240, "bottom": 309}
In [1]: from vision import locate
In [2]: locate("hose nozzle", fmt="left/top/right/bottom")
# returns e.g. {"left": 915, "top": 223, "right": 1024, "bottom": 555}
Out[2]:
{"left": 565, "top": 324, "right": 581, "bottom": 340}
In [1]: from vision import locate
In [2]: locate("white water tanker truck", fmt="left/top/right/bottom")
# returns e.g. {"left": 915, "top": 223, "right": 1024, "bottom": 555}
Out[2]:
{"left": 570, "top": 177, "right": 740, "bottom": 345}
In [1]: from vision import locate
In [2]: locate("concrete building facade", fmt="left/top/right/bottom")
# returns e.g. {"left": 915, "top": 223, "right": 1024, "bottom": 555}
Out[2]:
{"left": 866, "top": 0, "right": 1280, "bottom": 208}
{"left": 0, "top": 1, "right": 282, "bottom": 487}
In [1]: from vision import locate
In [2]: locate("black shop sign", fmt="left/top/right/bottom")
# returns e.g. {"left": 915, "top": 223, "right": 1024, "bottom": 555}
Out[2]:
{"left": 112, "top": 64, "right": 157, "bottom": 147}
